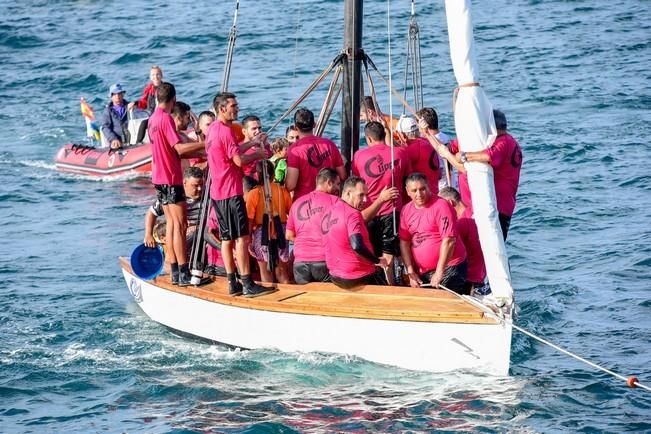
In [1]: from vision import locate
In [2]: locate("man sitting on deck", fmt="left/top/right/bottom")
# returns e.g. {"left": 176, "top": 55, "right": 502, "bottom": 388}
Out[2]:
{"left": 399, "top": 173, "right": 468, "bottom": 294}
{"left": 285, "top": 108, "right": 347, "bottom": 200}
{"left": 323, "top": 177, "right": 388, "bottom": 289}
{"left": 438, "top": 187, "right": 487, "bottom": 295}
{"left": 352, "top": 121, "right": 411, "bottom": 284}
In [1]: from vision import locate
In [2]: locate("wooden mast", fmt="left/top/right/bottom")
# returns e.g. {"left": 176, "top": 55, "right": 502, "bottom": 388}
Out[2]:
{"left": 341, "top": 0, "right": 363, "bottom": 174}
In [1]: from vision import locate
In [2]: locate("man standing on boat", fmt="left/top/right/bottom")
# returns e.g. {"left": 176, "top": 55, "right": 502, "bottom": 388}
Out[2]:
{"left": 399, "top": 173, "right": 468, "bottom": 293}
{"left": 240, "top": 115, "right": 272, "bottom": 178}
{"left": 285, "top": 108, "right": 347, "bottom": 200}
{"left": 323, "top": 177, "right": 388, "bottom": 289}
{"left": 396, "top": 115, "right": 442, "bottom": 196}
{"left": 206, "top": 92, "right": 274, "bottom": 297}
{"left": 352, "top": 121, "right": 411, "bottom": 284}
{"left": 451, "top": 110, "right": 523, "bottom": 240}
{"left": 148, "top": 82, "right": 206, "bottom": 286}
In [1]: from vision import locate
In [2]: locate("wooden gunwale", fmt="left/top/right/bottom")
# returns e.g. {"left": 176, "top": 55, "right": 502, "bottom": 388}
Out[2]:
{"left": 120, "top": 257, "right": 496, "bottom": 325}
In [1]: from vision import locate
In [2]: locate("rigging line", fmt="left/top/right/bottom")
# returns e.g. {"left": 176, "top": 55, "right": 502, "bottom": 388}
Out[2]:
{"left": 265, "top": 55, "right": 343, "bottom": 136}
{"left": 350, "top": 0, "right": 357, "bottom": 166}
{"left": 221, "top": 0, "right": 240, "bottom": 93}
{"left": 434, "top": 284, "right": 651, "bottom": 393}
{"left": 386, "top": 0, "right": 396, "bottom": 237}
{"left": 290, "top": 0, "right": 302, "bottom": 97}
{"left": 367, "top": 57, "right": 418, "bottom": 118}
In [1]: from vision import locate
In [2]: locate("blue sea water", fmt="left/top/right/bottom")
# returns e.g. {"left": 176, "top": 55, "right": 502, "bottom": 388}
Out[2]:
{"left": 1, "top": 0, "right": 650, "bottom": 431}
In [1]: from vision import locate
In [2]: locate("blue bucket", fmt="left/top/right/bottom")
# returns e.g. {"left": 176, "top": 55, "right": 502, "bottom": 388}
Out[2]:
{"left": 130, "top": 244, "right": 164, "bottom": 280}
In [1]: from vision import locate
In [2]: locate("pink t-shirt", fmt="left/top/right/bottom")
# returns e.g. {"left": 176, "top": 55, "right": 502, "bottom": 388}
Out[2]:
{"left": 287, "top": 135, "right": 344, "bottom": 200}
{"left": 324, "top": 200, "right": 376, "bottom": 279}
{"left": 352, "top": 144, "right": 411, "bottom": 216}
{"left": 449, "top": 139, "right": 472, "bottom": 212}
{"left": 457, "top": 208, "right": 485, "bottom": 283}
{"left": 149, "top": 107, "right": 183, "bottom": 185}
{"left": 399, "top": 197, "right": 466, "bottom": 274}
{"left": 241, "top": 142, "right": 272, "bottom": 178}
{"left": 206, "top": 119, "right": 243, "bottom": 201}
{"left": 286, "top": 190, "right": 340, "bottom": 263}
{"left": 486, "top": 133, "right": 522, "bottom": 216}
{"left": 406, "top": 137, "right": 440, "bottom": 195}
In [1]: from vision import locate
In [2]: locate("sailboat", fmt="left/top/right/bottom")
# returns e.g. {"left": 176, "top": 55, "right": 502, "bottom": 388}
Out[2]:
{"left": 120, "top": 0, "right": 515, "bottom": 376}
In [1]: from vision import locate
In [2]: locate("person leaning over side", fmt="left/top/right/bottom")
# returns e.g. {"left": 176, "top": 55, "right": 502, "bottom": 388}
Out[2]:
{"left": 451, "top": 109, "right": 523, "bottom": 240}
{"left": 206, "top": 91, "right": 273, "bottom": 297}
{"left": 323, "top": 176, "right": 389, "bottom": 289}
{"left": 438, "top": 187, "right": 487, "bottom": 295}
{"left": 148, "top": 82, "right": 206, "bottom": 286}
{"left": 285, "top": 108, "right": 347, "bottom": 200}
{"left": 399, "top": 173, "right": 468, "bottom": 294}
{"left": 101, "top": 83, "right": 130, "bottom": 149}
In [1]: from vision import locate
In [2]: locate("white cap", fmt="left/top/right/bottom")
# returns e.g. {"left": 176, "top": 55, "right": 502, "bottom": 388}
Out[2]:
{"left": 396, "top": 116, "right": 418, "bottom": 133}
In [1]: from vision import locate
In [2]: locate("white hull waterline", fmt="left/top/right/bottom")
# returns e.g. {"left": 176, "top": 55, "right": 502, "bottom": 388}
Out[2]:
{"left": 121, "top": 259, "right": 512, "bottom": 376}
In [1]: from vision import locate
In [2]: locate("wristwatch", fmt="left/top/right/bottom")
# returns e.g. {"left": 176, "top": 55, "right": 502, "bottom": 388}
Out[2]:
{"left": 460, "top": 151, "right": 468, "bottom": 163}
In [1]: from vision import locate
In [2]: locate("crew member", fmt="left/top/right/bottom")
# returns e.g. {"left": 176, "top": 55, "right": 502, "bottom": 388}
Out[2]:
{"left": 452, "top": 110, "right": 523, "bottom": 240}
{"left": 144, "top": 166, "right": 204, "bottom": 249}
{"left": 324, "top": 176, "right": 388, "bottom": 289}
{"left": 285, "top": 124, "right": 299, "bottom": 144}
{"left": 439, "top": 187, "right": 486, "bottom": 294}
{"left": 399, "top": 173, "right": 468, "bottom": 293}
{"left": 352, "top": 121, "right": 411, "bottom": 283}
{"left": 246, "top": 160, "right": 293, "bottom": 283}
{"left": 206, "top": 91, "right": 273, "bottom": 297}
{"left": 240, "top": 115, "right": 272, "bottom": 178}
{"left": 359, "top": 96, "right": 400, "bottom": 144}
{"left": 285, "top": 108, "right": 347, "bottom": 200}
{"left": 148, "top": 82, "right": 205, "bottom": 286}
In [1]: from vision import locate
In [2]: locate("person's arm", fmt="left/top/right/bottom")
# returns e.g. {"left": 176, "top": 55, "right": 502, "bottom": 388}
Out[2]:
{"left": 285, "top": 229, "right": 295, "bottom": 241}
{"left": 236, "top": 147, "right": 266, "bottom": 167}
{"left": 174, "top": 140, "right": 206, "bottom": 158}
{"left": 430, "top": 237, "right": 455, "bottom": 288}
{"left": 349, "top": 233, "right": 379, "bottom": 264}
{"left": 400, "top": 239, "right": 422, "bottom": 288}
{"left": 238, "top": 133, "right": 268, "bottom": 153}
{"left": 460, "top": 150, "right": 490, "bottom": 164}
{"left": 101, "top": 107, "right": 120, "bottom": 145}
{"left": 361, "top": 186, "right": 399, "bottom": 222}
{"left": 143, "top": 210, "right": 157, "bottom": 248}
{"left": 285, "top": 167, "right": 299, "bottom": 192}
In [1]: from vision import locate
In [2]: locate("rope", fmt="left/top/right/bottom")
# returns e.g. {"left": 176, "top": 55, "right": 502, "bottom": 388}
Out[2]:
{"left": 265, "top": 54, "right": 344, "bottom": 136}
{"left": 452, "top": 82, "right": 480, "bottom": 113}
{"left": 386, "top": 0, "right": 397, "bottom": 237}
{"left": 315, "top": 65, "right": 343, "bottom": 136}
{"left": 367, "top": 57, "right": 418, "bottom": 117}
{"left": 432, "top": 284, "right": 651, "bottom": 392}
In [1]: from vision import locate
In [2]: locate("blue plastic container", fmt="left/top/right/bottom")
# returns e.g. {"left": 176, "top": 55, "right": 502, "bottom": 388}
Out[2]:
{"left": 130, "top": 244, "right": 164, "bottom": 280}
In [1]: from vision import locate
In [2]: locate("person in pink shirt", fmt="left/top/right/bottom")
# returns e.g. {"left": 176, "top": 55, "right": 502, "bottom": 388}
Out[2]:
{"left": 206, "top": 92, "right": 273, "bottom": 298}
{"left": 240, "top": 115, "right": 272, "bottom": 179}
{"left": 352, "top": 121, "right": 411, "bottom": 283}
{"left": 285, "top": 108, "right": 347, "bottom": 200}
{"left": 148, "top": 82, "right": 205, "bottom": 286}
{"left": 454, "top": 110, "right": 523, "bottom": 240}
{"left": 324, "top": 177, "right": 389, "bottom": 289}
{"left": 439, "top": 187, "right": 487, "bottom": 294}
{"left": 399, "top": 173, "right": 468, "bottom": 293}
{"left": 286, "top": 168, "right": 342, "bottom": 284}
{"left": 397, "top": 116, "right": 441, "bottom": 196}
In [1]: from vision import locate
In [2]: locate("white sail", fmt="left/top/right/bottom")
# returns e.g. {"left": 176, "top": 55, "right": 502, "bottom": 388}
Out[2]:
{"left": 444, "top": 0, "right": 514, "bottom": 303}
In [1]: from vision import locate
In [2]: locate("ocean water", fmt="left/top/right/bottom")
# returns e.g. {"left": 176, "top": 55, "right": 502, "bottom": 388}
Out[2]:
{"left": 1, "top": 0, "right": 650, "bottom": 432}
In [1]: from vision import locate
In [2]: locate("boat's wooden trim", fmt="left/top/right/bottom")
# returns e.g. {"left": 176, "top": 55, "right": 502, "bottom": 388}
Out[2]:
{"left": 120, "top": 257, "right": 496, "bottom": 325}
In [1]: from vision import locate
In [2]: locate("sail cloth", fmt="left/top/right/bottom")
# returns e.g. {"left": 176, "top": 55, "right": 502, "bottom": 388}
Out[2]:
{"left": 444, "top": 0, "right": 513, "bottom": 303}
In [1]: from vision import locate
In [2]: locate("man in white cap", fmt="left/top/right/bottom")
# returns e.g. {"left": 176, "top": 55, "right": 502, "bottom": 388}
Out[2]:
{"left": 396, "top": 115, "right": 444, "bottom": 196}
{"left": 101, "top": 83, "right": 130, "bottom": 149}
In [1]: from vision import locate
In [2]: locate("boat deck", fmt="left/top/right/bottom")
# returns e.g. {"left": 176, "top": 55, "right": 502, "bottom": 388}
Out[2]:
{"left": 120, "top": 258, "right": 497, "bottom": 325}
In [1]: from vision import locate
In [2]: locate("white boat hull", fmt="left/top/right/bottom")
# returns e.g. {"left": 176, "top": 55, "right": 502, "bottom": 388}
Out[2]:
{"left": 123, "top": 268, "right": 512, "bottom": 375}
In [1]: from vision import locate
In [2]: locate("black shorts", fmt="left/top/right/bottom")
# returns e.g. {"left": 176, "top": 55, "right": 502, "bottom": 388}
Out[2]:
{"left": 367, "top": 213, "right": 400, "bottom": 257}
{"left": 293, "top": 261, "right": 331, "bottom": 284}
{"left": 212, "top": 196, "right": 249, "bottom": 241}
{"left": 331, "top": 269, "right": 388, "bottom": 289}
{"left": 421, "top": 260, "right": 468, "bottom": 295}
{"left": 155, "top": 184, "right": 186, "bottom": 205}
{"left": 499, "top": 213, "right": 512, "bottom": 241}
